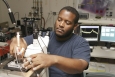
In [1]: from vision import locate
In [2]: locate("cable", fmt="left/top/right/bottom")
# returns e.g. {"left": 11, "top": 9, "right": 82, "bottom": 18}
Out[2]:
{"left": 2, "top": 0, "right": 16, "bottom": 24}
{"left": 42, "top": 17, "right": 46, "bottom": 29}
{"left": 45, "top": 14, "right": 53, "bottom": 25}
{"left": 37, "top": 35, "right": 45, "bottom": 53}
{"left": 39, "top": 36, "right": 47, "bottom": 49}
{"left": 2, "top": 0, "right": 10, "bottom": 8}
{"left": 45, "top": 13, "right": 50, "bottom": 24}
{"left": 14, "top": 12, "right": 19, "bottom": 20}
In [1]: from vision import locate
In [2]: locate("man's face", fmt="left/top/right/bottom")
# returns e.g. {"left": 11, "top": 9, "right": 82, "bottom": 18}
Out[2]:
{"left": 54, "top": 10, "right": 76, "bottom": 38}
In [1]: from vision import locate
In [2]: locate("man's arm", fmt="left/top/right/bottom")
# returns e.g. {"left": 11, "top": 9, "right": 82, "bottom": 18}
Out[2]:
{"left": 23, "top": 53, "right": 89, "bottom": 74}
{"left": 52, "top": 39, "right": 90, "bottom": 74}
{"left": 52, "top": 55, "right": 88, "bottom": 74}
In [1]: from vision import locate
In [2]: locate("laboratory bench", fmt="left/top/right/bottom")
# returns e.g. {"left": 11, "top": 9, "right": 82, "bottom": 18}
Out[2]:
{"left": 84, "top": 46, "right": 115, "bottom": 77}
{"left": 0, "top": 58, "right": 43, "bottom": 77}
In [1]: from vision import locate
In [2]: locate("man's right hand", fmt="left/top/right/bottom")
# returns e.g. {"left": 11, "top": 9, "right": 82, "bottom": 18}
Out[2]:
{"left": 10, "top": 37, "right": 27, "bottom": 57}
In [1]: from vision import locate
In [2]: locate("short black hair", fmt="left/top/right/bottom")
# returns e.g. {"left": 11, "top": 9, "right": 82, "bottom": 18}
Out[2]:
{"left": 59, "top": 6, "right": 79, "bottom": 24}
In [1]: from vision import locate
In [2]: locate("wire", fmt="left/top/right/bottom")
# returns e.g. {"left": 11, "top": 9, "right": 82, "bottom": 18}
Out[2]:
{"left": 45, "top": 14, "right": 53, "bottom": 25}
{"left": 39, "top": 35, "right": 47, "bottom": 48}
{"left": 2, "top": 0, "right": 10, "bottom": 8}
{"left": 37, "top": 36, "right": 45, "bottom": 53}
{"left": 14, "top": 12, "right": 19, "bottom": 20}
{"left": 42, "top": 17, "right": 46, "bottom": 29}
{"left": 45, "top": 13, "right": 50, "bottom": 24}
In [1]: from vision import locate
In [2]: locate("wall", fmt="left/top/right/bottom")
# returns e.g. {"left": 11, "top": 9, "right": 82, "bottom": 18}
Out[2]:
{"left": 0, "top": 0, "right": 115, "bottom": 28}
{"left": 0, "top": 0, "right": 74, "bottom": 28}
{"left": 0, "top": 0, "right": 33, "bottom": 27}
{"left": 42, "top": 0, "right": 74, "bottom": 29}
{"left": 74, "top": 0, "right": 115, "bottom": 20}
{"left": 0, "top": 0, "right": 2, "bottom": 23}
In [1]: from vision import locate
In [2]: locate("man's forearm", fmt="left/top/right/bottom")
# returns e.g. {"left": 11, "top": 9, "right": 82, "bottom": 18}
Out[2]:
{"left": 51, "top": 55, "right": 88, "bottom": 74}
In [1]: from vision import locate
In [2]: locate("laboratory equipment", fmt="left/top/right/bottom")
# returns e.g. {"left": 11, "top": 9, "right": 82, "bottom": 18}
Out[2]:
{"left": 79, "top": 25, "right": 100, "bottom": 41}
{"left": 100, "top": 26, "right": 115, "bottom": 50}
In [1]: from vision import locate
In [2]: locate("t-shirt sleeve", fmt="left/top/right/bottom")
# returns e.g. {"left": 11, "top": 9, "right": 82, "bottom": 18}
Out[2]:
{"left": 23, "top": 35, "right": 33, "bottom": 45}
{"left": 72, "top": 37, "right": 91, "bottom": 63}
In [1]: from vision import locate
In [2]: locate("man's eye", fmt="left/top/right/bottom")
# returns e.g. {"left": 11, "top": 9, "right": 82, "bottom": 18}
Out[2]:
{"left": 58, "top": 18, "right": 61, "bottom": 21}
{"left": 66, "top": 21, "right": 71, "bottom": 25}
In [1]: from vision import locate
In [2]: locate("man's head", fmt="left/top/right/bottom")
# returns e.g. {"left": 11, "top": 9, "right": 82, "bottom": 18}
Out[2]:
{"left": 54, "top": 6, "right": 79, "bottom": 39}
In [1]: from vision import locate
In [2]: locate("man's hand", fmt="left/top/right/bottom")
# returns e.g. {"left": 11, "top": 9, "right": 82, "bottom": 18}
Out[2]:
{"left": 22, "top": 53, "right": 88, "bottom": 74}
{"left": 22, "top": 53, "right": 56, "bottom": 71}
{"left": 10, "top": 37, "right": 27, "bottom": 57}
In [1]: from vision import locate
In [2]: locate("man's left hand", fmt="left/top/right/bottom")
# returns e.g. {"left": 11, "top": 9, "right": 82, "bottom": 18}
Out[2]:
{"left": 22, "top": 53, "right": 55, "bottom": 71}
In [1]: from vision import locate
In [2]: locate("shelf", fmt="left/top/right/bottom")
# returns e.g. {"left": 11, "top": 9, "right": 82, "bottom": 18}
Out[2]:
{"left": 90, "top": 46, "right": 115, "bottom": 59}
{"left": 78, "top": 19, "right": 115, "bottom": 25}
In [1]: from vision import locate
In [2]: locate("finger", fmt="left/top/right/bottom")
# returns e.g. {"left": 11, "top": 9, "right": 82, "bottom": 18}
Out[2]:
{"left": 30, "top": 54, "right": 38, "bottom": 59}
{"left": 11, "top": 46, "right": 16, "bottom": 57}
{"left": 22, "top": 62, "right": 33, "bottom": 70}
{"left": 18, "top": 47, "right": 26, "bottom": 58}
{"left": 33, "top": 64, "right": 43, "bottom": 71}
{"left": 32, "top": 60, "right": 39, "bottom": 67}
{"left": 22, "top": 61, "right": 30, "bottom": 68}
{"left": 10, "top": 38, "right": 17, "bottom": 55}
{"left": 19, "top": 38, "right": 27, "bottom": 57}
{"left": 27, "top": 57, "right": 33, "bottom": 62}
{"left": 26, "top": 64, "right": 33, "bottom": 70}
{"left": 17, "top": 48, "right": 25, "bottom": 55}
{"left": 13, "top": 46, "right": 18, "bottom": 57}
{"left": 31, "top": 57, "right": 38, "bottom": 62}
{"left": 17, "top": 54, "right": 23, "bottom": 59}
{"left": 23, "top": 57, "right": 28, "bottom": 63}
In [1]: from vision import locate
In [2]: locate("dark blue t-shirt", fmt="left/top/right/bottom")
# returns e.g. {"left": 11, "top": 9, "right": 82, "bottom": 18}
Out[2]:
{"left": 24, "top": 31, "right": 90, "bottom": 77}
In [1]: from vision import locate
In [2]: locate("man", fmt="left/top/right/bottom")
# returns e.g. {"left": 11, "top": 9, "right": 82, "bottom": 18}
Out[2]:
{"left": 10, "top": 6, "right": 90, "bottom": 77}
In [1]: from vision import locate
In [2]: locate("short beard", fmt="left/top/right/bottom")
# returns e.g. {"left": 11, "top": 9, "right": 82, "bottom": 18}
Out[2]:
{"left": 54, "top": 23, "right": 73, "bottom": 38}
{"left": 55, "top": 29, "right": 73, "bottom": 38}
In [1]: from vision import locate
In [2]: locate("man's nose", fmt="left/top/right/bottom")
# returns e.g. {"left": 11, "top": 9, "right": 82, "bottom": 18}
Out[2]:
{"left": 59, "top": 21, "right": 65, "bottom": 27}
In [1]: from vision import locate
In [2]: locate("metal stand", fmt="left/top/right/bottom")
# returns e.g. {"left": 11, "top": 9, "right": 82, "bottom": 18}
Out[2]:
{"left": 21, "top": 17, "right": 40, "bottom": 36}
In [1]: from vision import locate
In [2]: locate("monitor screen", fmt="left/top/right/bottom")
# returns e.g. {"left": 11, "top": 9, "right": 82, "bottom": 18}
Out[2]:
{"left": 80, "top": 25, "right": 99, "bottom": 41}
{"left": 100, "top": 26, "right": 115, "bottom": 42}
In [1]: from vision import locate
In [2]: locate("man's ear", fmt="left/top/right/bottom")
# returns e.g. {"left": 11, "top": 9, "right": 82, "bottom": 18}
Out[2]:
{"left": 74, "top": 24, "right": 79, "bottom": 30}
{"left": 73, "top": 24, "right": 79, "bottom": 34}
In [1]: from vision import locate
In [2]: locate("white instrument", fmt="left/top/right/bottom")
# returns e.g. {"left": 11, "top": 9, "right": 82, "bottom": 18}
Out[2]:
{"left": 25, "top": 31, "right": 50, "bottom": 77}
